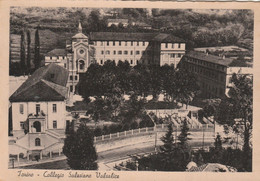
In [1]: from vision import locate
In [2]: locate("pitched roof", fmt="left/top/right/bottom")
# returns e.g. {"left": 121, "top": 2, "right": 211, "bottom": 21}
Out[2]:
{"left": 184, "top": 51, "right": 234, "bottom": 66}
{"left": 107, "top": 19, "right": 128, "bottom": 23}
{"left": 10, "top": 63, "right": 69, "bottom": 102}
{"left": 187, "top": 163, "right": 237, "bottom": 172}
{"left": 46, "top": 49, "right": 66, "bottom": 56}
{"left": 72, "top": 33, "right": 88, "bottom": 39}
{"left": 152, "top": 33, "right": 185, "bottom": 43}
{"left": 90, "top": 32, "right": 185, "bottom": 43}
{"left": 90, "top": 32, "right": 155, "bottom": 41}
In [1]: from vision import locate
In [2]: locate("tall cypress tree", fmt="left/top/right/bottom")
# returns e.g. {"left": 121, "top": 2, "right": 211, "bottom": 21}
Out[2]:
{"left": 63, "top": 123, "right": 98, "bottom": 170}
{"left": 34, "top": 27, "right": 40, "bottom": 70}
{"left": 20, "top": 30, "right": 26, "bottom": 74}
{"left": 26, "top": 30, "right": 31, "bottom": 73}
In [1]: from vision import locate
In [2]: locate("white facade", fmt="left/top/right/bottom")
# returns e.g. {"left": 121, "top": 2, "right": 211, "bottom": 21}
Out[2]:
{"left": 12, "top": 101, "right": 66, "bottom": 131}
{"left": 93, "top": 40, "right": 149, "bottom": 66}
{"left": 160, "top": 43, "right": 186, "bottom": 67}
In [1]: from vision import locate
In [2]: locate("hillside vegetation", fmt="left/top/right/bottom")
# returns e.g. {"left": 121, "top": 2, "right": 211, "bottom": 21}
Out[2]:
{"left": 10, "top": 7, "right": 253, "bottom": 65}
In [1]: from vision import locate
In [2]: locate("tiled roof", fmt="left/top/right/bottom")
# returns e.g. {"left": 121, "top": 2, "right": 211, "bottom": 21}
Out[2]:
{"left": 46, "top": 49, "right": 66, "bottom": 56}
{"left": 90, "top": 32, "right": 185, "bottom": 43}
{"left": 184, "top": 51, "right": 234, "bottom": 66}
{"left": 72, "top": 33, "right": 88, "bottom": 39}
{"left": 90, "top": 32, "right": 155, "bottom": 41}
{"left": 187, "top": 163, "right": 237, "bottom": 172}
{"left": 10, "top": 63, "right": 69, "bottom": 102}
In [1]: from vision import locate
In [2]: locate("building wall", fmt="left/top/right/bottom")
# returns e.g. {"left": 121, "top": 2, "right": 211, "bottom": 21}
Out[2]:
{"left": 181, "top": 56, "right": 228, "bottom": 98}
{"left": 12, "top": 101, "right": 66, "bottom": 131}
{"left": 93, "top": 40, "right": 149, "bottom": 66}
{"left": 45, "top": 56, "right": 67, "bottom": 68}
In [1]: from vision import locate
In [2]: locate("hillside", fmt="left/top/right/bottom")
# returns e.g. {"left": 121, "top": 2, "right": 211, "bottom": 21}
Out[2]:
{"left": 9, "top": 7, "right": 253, "bottom": 67}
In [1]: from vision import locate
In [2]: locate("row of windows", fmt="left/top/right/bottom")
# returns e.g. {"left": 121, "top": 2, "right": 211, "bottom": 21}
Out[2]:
{"left": 169, "top": 53, "right": 183, "bottom": 58}
{"left": 47, "top": 56, "right": 66, "bottom": 60}
{"left": 185, "top": 63, "right": 225, "bottom": 82}
{"left": 95, "top": 41, "right": 147, "bottom": 47}
{"left": 69, "top": 75, "right": 78, "bottom": 81}
{"left": 165, "top": 43, "right": 181, "bottom": 49}
{"left": 100, "top": 59, "right": 138, "bottom": 65}
{"left": 101, "top": 50, "right": 144, "bottom": 55}
{"left": 20, "top": 120, "right": 57, "bottom": 131}
{"left": 19, "top": 104, "right": 57, "bottom": 114}
{"left": 185, "top": 57, "right": 225, "bottom": 71}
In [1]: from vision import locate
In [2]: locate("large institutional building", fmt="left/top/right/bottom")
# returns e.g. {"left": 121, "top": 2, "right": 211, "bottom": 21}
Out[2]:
{"left": 179, "top": 51, "right": 252, "bottom": 98}
{"left": 44, "top": 22, "right": 186, "bottom": 93}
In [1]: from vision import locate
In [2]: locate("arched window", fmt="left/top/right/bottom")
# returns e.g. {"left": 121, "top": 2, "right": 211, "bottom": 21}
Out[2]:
{"left": 33, "top": 121, "right": 41, "bottom": 132}
{"left": 79, "top": 60, "right": 85, "bottom": 70}
{"left": 106, "top": 50, "right": 110, "bottom": 55}
{"left": 35, "top": 138, "right": 41, "bottom": 146}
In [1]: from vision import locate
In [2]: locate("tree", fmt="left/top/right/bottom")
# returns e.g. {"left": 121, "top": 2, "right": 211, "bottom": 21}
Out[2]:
{"left": 26, "top": 29, "right": 31, "bottom": 73}
{"left": 34, "top": 27, "right": 40, "bottom": 69}
{"left": 160, "top": 123, "right": 175, "bottom": 153}
{"left": 63, "top": 123, "right": 98, "bottom": 170}
{"left": 178, "top": 118, "right": 191, "bottom": 148}
{"left": 215, "top": 74, "right": 252, "bottom": 171}
{"left": 20, "top": 30, "right": 26, "bottom": 74}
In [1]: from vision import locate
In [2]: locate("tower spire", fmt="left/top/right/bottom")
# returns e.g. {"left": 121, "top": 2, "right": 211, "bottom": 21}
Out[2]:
{"left": 78, "top": 20, "right": 82, "bottom": 33}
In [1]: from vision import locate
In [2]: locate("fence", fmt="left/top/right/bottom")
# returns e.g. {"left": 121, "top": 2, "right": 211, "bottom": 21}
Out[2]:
{"left": 94, "top": 123, "right": 214, "bottom": 143}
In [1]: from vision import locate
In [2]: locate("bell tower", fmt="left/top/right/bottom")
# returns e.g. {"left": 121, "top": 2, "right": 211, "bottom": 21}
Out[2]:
{"left": 71, "top": 21, "right": 89, "bottom": 73}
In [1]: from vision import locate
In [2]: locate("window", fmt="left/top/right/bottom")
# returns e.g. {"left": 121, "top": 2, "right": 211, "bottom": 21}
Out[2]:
{"left": 113, "top": 50, "right": 116, "bottom": 55}
{"left": 36, "top": 104, "right": 40, "bottom": 115}
{"left": 170, "top": 53, "right": 175, "bottom": 58}
{"left": 119, "top": 41, "right": 121, "bottom": 46}
{"left": 53, "top": 120, "right": 57, "bottom": 129}
{"left": 20, "top": 104, "right": 24, "bottom": 114}
{"left": 131, "top": 41, "right": 133, "bottom": 46}
{"left": 35, "top": 138, "right": 41, "bottom": 146}
{"left": 165, "top": 43, "right": 168, "bottom": 48}
{"left": 136, "top": 60, "right": 139, "bottom": 64}
{"left": 124, "top": 51, "right": 128, "bottom": 55}
{"left": 101, "top": 50, "right": 104, "bottom": 55}
{"left": 107, "top": 41, "right": 109, "bottom": 46}
{"left": 106, "top": 50, "right": 110, "bottom": 55}
{"left": 50, "top": 57, "right": 52, "bottom": 60}
{"left": 118, "top": 51, "right": 122, "bottom": 55}
{"left": 100, "top": 59, "right": 103, "bottom": 64}
{"left": 113, "top": 41, "right": 115, "bottom": 46}
{"left": 137, "top": 42, "right": 139, "bottom": 46}
{"left": 75, "top": 76, "right": 78, "bottom": 80}
{"left": 53, "top": 104, "right": 57, "bottom": 113}
{"left": 136, "top": 51, "right": 140, "bottom": 55}
{"left": 130, "top": 51, "right": 133, "bottom": 55}
{"left": 20, "top": 122, "right": 24, "bottom": 129}
{"left": 178, "top": 43, "right": 181, "bottom": 48}
{"left": 70, "top": 86, "right": 73, "bottom": 92}
{"left": 172, "top": 44, "right": 174, "bottom": 48}
{"left": 100, "top": 41, "right": 103, "bottom": 46}
{"left": 177, "top": 53, "right": 181, "bottom": 58}
{"left": 64, "top": 63, "right": 66, "bottom": 68}
{"left": 130, "top": 60, "right": 133, "bottom": 64}
{"left": 125, "top": 41, "right": 127, "bottom": 46}
{"left": 70, "top": 75, "right": 73, "bottom": 80}
{"left": 143, "top": 41, "right": 145, "bottom": 46}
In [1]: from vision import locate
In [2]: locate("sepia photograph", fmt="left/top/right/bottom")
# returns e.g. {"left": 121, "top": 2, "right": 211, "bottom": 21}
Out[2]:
{"left": 7, "top": 5, "right": 254, "bottom": 175}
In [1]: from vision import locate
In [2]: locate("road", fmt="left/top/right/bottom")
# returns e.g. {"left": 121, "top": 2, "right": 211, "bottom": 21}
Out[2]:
{"left": 19, "top": 139, "right": 214, "bottom": 170}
